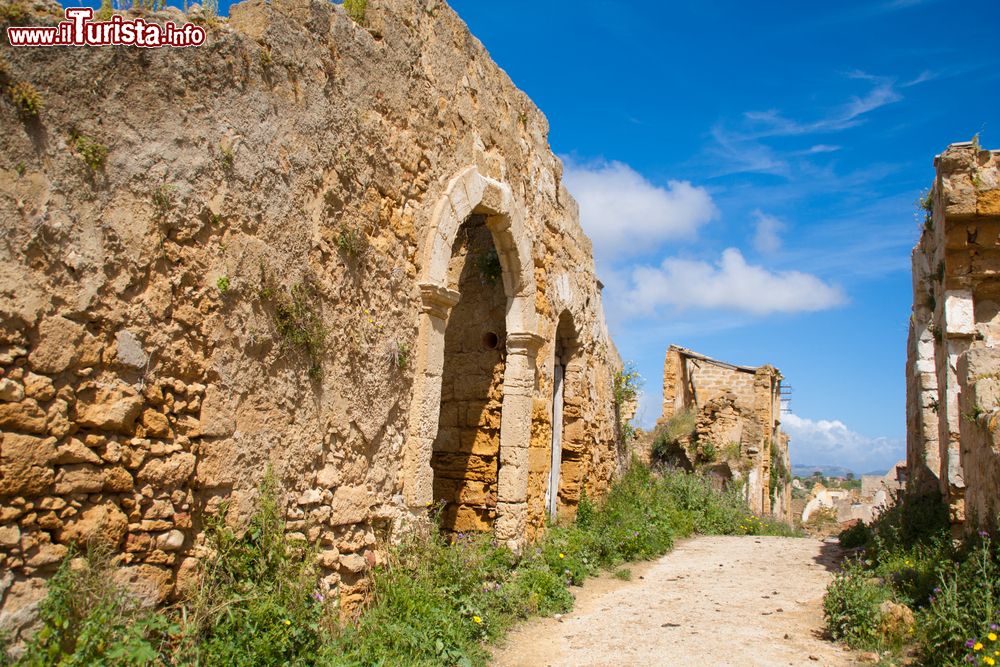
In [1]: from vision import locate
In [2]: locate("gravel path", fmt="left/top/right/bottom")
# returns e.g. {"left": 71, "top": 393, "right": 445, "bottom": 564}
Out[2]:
{"left": 491, "top": 535, "right": 857, "bottom": 667}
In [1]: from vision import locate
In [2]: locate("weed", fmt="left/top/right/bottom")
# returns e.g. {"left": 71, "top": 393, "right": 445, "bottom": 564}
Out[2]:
{"left": 152, "top": 184, "right": 174, "bottom": 218}
{"left": 73, "top": 134, "right": 108, "bottom": 172}
{"left": 0, "top": 2, "right": 28, "bottom": 22}
{"left": 335, "top": 222, "right": 367, "bottom": 257}
{"left": 260, "top": 277, "right": 328, "bottom": 368}
{"left": 386, "top": 339, "right": 410, "bottom": 370}
{"left": 343, "top": 0, "right": 366, "bottom": 24}
{"left": 613, "top": 568, "right": 632, "bottom": 581}
{"left": 824, "top": 560, "right": 897, "bottom": 651}
{"left": 20, "top": 547, "right": 178, "bottom": 666}
{"left": 219, "top": 144, "right": 234, "bottom": 171}
{"left": 14, "top": 162, "right": 25, "bottom": 177}
{"left": 259, "top": 45, "right": 272, "bottom": 69}
{"left": 216, "top": 276, "right": 230, "bottom": 293}
{"left": 935, "top": 260, "right": 945, "bottom": 283}
{"left": 9, "top": 81, "right": 42, "bottom": 118}
{"left": 964, "top": 404, "right": 987, "bottom": 425}
{"left": 918, "top": 188, "right": 933, "bottom": 232}
{"left": 475, "top": 248, "right": 503, "bottom": 283}
{"left": 651, "top": 408, "right": 696, "bottom": 462}
{"left": 95, "top": 0, "right": 112, "bottom": 20}
{"left": 723, "top": 441, "right": 742, "bottom": 461}
{"left": 700, "top": 441, "right": 718, "bottom": 462}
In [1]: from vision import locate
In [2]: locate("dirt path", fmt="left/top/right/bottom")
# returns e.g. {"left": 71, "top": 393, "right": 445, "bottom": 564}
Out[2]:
{"left": 492, "top": 536, "right": 857, "bottom": 667}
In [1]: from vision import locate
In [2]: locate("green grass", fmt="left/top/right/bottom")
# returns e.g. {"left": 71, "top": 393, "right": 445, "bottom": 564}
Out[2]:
{"left": 11, "top": 461, "right": 798, "bottom": 666}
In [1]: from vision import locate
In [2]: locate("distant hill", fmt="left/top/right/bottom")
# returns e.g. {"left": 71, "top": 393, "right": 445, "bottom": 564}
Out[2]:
{"left": 792, "top": 464, "right": 855, "bottom": 479}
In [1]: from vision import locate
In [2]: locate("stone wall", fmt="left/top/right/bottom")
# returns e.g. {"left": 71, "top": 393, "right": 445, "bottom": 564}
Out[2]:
{"left": 657, "top": 346, "right": 791, "bottom": 519}
{"left": 906, "top": 142, "right": 1000, "bottom": 532}
{"left": 0, "top": 0, "right": 622, "bottom": 640}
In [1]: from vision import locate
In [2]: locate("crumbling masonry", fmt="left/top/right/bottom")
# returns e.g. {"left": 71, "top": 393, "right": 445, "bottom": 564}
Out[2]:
{"left": 656, "top": 346, "right": 792, "bottom": 520}
{"left": 0, "top": 0, "right": 624, "bottom": 641}
{"left": 906, "top": 142, "right": 1000, "bottom": 532}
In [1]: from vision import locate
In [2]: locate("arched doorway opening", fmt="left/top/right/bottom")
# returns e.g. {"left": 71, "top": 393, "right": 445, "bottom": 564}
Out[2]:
{"left": 431, "top": 215, "right": 507, "bottom": 533}
{"left": 545, "top": 311, "right": 586, "bottom": 522}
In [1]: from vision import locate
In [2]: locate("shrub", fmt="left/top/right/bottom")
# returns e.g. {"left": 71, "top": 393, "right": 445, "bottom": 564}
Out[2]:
{"left": 216, "top": 276, "right": 230, "bottom": 293}
{"left": 20, "top": 548, "right": 177, "bottom": 666}
{"left": 824, "top": 560, "right": 896, "bottom": 651}
{"left": 9, "top": 81, "right": 41, "bottom": 117}
{"left": 651, "top": 408, "right": 696, "bottom": 462}
{"left": 73, "top": 134, "right": 108, "bottom": 172}
{"left": 343, "top": 0, "right": 366, "bottom": 24}
{"left": 838, "top": 521, "right": 872, "bottom": 549}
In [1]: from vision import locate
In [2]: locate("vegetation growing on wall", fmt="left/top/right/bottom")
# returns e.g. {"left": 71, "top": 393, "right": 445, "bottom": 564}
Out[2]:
{"left": 821, "top": 492, "right": 1000, "bottom": 665}
{"left": 6, "top": 462, "right": 797, "bottom": 666}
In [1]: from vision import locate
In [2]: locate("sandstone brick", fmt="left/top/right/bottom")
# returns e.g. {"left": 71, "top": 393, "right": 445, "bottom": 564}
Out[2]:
{"left": 0, "top": 524, "right": 21, "bottom": 548}
{"left": 0, "top": 399, "right": 48, "bottom": 434}
{"left": 198, "top": 385, "right": 235, "bottom": 437}
{"left": 0, "top": 379, "right": 24, "bottom": 402}
{"left": 76, "top": 383, "right": 144, "bottom": 434}
{"left": 112, "top": 564, "right": 172, "bottom": 607}
{"left": 136, "top": 452, "right": 195, "bottom": 489}
{"left": 54, "top": 438, "right": 102, "bottom": 466}
{"left": 28, "top": 316, "right": 84, "bottom": 374}
{"left": 22, "top": 374, "right": 55, "bottom": 403}
{"left": 54, "top": 465, "right": 105, "bottom": 494}
{"left": 103, "top": 466, "right": 134, "bottom": 493}
{"left": 328, "top": 486, "right": 372, "bottom": 526}
{"left": 141, "top": 409, "right": 172, "bottom": 438}
{"left": 58, "top": 503, "right": 128, "bottom": 548}
{"left": 0, "top": 433, "right": 57, "bottom": 497}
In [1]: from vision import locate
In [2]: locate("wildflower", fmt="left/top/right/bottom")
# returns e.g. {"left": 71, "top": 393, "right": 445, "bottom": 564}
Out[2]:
{"left": 969, "top": 640, "right": 978, "bottom": 649}
{"left": 981, "top": 531, "right": 990, "bottom": 539}
{"left": 559, "top": 553, "right": 565, "bottom": 559}
{"left": 986, "top": 657, "right": 996, "bottom": 666}
{"left": 976, "top": 642, "right": 985, "bottom": 651}
{"left": 990, "top": 633, "right": 998, "bottom": 642}
{"left": 473, "top": 615, "right": 482, "bottom": 624}
{"left": 284, "top": 619, "right": 291, "bottom": 626}
{"left": 993, "top": 624, "right": 999, "bottom": 631}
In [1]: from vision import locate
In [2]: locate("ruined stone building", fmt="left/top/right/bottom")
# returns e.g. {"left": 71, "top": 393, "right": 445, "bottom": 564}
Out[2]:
{"left": 0, "top": 0, "right": 625, "bottom": 639}
{"left": 906, "top": 141, "right": 1000, "bottom": 531}
{"left": 654, "top": 346, "right": 791, "bottom": 520}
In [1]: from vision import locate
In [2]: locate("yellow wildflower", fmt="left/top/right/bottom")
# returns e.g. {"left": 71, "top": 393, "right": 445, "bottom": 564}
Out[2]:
{"left": 976, "top": 642, "right": 985, "bottom": 651}
{"left": 284, "top": 619, "right": 291, "bottom": 626}
{"left": 990, "top": 633, "right": 998, "bottom": 642}
{"left": 473, "top": 615, "right": 482, "bottom": 624}
{"left": 559, "top": 553, "right": 565, "bottom": 559}
{"left": 985, "top": 657, "right": 995, "bottom": 666}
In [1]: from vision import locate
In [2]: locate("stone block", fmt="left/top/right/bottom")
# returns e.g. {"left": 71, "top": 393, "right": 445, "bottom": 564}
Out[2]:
{"left": 0, "top": 433, "right": 57, "bottom": 496}
{"left": 58, "top": 503, "right": 128, "bottom": 548}
{"left": 0, "top": 399, "right": 48, "bottom": 434}
{"left": 76, "top": 383, "right": 144, "bottom": 434}
{"left": 28, "top": 316, "right": 84, "bottom": 374}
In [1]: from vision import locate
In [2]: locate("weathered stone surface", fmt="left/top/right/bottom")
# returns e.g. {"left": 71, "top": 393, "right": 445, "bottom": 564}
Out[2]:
{"left": 76, "top": 384, "right": 144, "bottom": 434}
{"left": 198, "top": 385, "right": 235, "bottom": 437}
{"left": 0, "top": 399, "right": 48, "bottom": 434}
{"left": 0, "top": 524, "right": 21, "bottom": 548}
{"left": 112, "top": 565, "right": 172, "bottom": 606}
{"left": 338, "top": 553, "right": 367, "bottom": 574}
{"left": 0, "top": 379, "right": 24, "bottom": 402}
{"left": 141, "top": 409, "right": 172, "bottom": 438}
{"left": 136, "top": 453, "right": 196, "bottom": 489}
{"left": 22, "top": 374, "right": 55, "bottom": 402}
{"left": 28, "top": 316, "right": 84, "bottom": 374}
{"left": 54, "top": 465, "right": 105, "bottom": 494}
{"left": 0, "top": 433, "right": 57, "bottom": 496}
{"left": 328, "top": 486, "right": 373, "bottom": 526}
{"left": 53, "top": 438, "right": 103, "bottom": 466}
{"left": 115, "top": 330, "right": 149, "bottom": 369}
{"left": 154, "top": 530, "right": 185, "bottom": 552}
{"left": 58, "top": 503, "right": 128, "bottom": 548}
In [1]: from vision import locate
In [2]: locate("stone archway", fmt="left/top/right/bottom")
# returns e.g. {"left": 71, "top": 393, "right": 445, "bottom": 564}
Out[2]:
{"left": 403, "top": 167, "right": 540, "bottom": 547}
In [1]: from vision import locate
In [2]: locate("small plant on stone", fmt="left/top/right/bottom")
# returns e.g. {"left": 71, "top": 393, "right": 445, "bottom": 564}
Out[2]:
{"left": 14, "top": 162, "right": 25, "bottom": 177}
{"left": 219, "top": 142, "right": 234, "bottom": 171}
{"left": 216, "top": 276, "right": 230, "bottom": 293}
{"left": 700, "top": 441, "right": 718, "bottom": 462}
{"left": 72, "top": 134, "right": 109, "bottom": 172}
{"left": 259, "top": 45, "right": 273, "bottom": 69}
{"left": 386, "top": 339, "right": 411, "bottom": 370}
{"left": 343, "top": 0, "right": 366, "bottom": 24}
{"left": 613, "top": 568, "right": 632, "bottom": 581}
{"left": 0, "top": 2, "right": 28, "bottom": 22}
{"left": 152, "top": 184, "right": 175, "bottom": 218}
{"left": 261, "top": 277, "right": 329, "bottom": 371}
{"left": 476, "top": 248, "right": 503, "bottom": 284}
{"left": 335, "top": 222, "right": 367, "bottom": 257}
{"left": 917, "top": 188, "right": 933, "bottom": 232}
{"left": 9, "top": 81, "right": 42, "bottom": 118}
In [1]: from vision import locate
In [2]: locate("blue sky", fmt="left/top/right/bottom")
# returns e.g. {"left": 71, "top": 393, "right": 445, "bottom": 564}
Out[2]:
{"left": 69, "top": 0, "right": 998, "bottom": 472}
{"left": 443, "top": 0, "right": 999, "bottom": 473}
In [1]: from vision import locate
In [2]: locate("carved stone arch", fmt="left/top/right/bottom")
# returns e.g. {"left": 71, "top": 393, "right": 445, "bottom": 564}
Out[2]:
{"left": 403, "top": 166, "right": 541, "bottom": 547}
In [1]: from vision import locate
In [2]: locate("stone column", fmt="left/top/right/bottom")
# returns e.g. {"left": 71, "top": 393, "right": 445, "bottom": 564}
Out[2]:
{"left": 495, "top": 331, "right": 544, "bottom": 549}
{"left": 402, "top": 283, "right": 460, "bottom": 510}
{"left": 939, "top": 289, "right": 973, "bottom": 524}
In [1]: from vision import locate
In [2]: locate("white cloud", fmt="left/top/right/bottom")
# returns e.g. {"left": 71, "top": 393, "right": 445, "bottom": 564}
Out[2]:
{"left": 562, "top": 159, "right": 718, "bottom": 262}
{"left": 783, "top": 413, "right": 904, "bottom": 473}
{"left": 752, "top": 210, "right": 785, "bottom": 254}
{"left": 624, "top": 248, "right": 846, "bottom": 315}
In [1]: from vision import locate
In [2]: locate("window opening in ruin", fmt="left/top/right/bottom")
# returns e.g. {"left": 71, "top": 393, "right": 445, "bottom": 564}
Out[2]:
{"left": 545, "top": 312, "right": 585, "bottom": 521}
{"left": 431, "top": 215, "right": 507, "bottom": 534}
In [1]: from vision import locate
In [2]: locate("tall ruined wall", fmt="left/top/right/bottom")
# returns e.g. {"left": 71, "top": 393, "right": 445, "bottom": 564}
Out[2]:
{"left": 657, "top": 346, "right": 790, "bottom": 518}
{"left": 906, "top": 142, "right": 1000, "bottom": 531}
{"left": 0, "top": 0, "right": 622, "bottom": 641}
